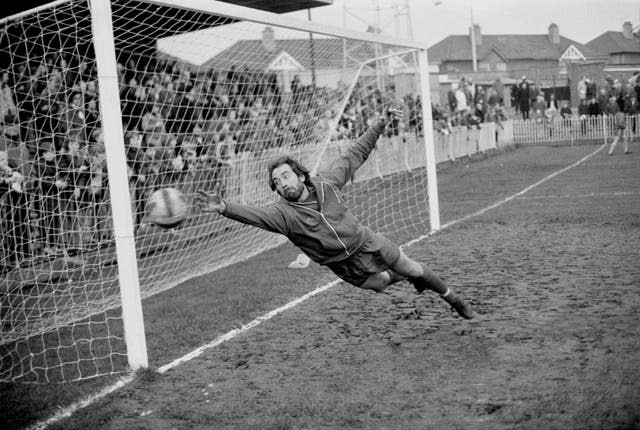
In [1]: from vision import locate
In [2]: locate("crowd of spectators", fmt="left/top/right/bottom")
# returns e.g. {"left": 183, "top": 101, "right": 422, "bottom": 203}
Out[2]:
{"left": 435, "top": 72, "right": 640, "bottom": 132}
{"left": 575, "top": 73, "right": 640, "bottom": 121}
{"left": 510, "top": 73, "right": 640, "bottom": 138}
{"left": 337, "top": 82, "right": 423, "bottom": 140}
{"left": 430, "top": 76, "right": 509, "bottom": 135}
{"left": 512, "top": 72, "right": 640, "bottom": 123}
{"left": 0, "top": 54, "right": 108, "bottom": 270}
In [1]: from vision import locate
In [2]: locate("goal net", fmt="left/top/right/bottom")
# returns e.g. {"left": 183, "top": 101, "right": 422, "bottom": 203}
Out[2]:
{"left": 0, "top": 0, "right": 435, "bottom": 382}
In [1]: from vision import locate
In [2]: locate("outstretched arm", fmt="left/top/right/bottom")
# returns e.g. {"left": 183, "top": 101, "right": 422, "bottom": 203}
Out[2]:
{"left": 320, "top": 107, "right": 402, "bottom": 189}
{"left": 195, "top": 184, "right": 287, "bottom": 234}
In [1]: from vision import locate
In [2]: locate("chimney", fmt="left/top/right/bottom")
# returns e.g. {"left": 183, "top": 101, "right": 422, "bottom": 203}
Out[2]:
{"left": 623, "top": 21, "right": 633, "bottom": 39}
{"left": 548, "top": 23, "right": 560, "bottom": 44}
{"left": 469, "top": 24, "right": 482, "bottom": 46}
{"left": 262, "top": 26, "right": 276, "bottom": 52}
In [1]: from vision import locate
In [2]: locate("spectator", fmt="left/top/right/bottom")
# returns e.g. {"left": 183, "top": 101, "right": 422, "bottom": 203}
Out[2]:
{"left": 454, "top": 81, "right": 468, "bottom": 113}
{"left": 85, "top": 97, "right": 100, "bottom": 143}
{"left": 121, "top": 78, "right": 147, "bottom": 131}
{"left": 560, "top": 102, "right": 572, "bottom": 119}
{"left": 624, "top": 94, "right": 639, "bottom": 138}
{"left": 446, "top": 84, "right": 457, "bottom": 113}
{"left": 517, "top": 79, "right": 530, "bottom": 120}
{"left": 61, "top": 90, "right": 87, "bottom": 146}
{"left": 0, "top": 148, "right": 30, "bottom": 269}
{"left": 578, "top": 99, "right": 589, "bottom": 135}
{"left": 33, "top": 139, "right": 63, "bottom": 256}
{"left": 585, "top": 78, "right": 597, "bottom": 102}
{"left": 0, "top": 70, "right": 17, "bottom": 128}
{"left": 80, "top": 137, "right": 107, "bottom": 245}
{"left": 577, "top": 76, "right": 587, "bottom": 103}
{"left": 528, "top": 82, "right": 540, "bottom": 107}
{"left": 474, "top": 87, "right": 487, "bottom": 123}
{"left": 588, "top": 97, "right": 601, "bottom": 117}
{"left": 547, "top": 93, "right": 558, "bottom": 111}
{"left": 485, "top": 105, "right": 505, "bottom": 141}
{"left": 57, "top": 138, "right": 90, "bottom": 252}
{"left": 492, "top": 77, "right": 504, "bottom": 106}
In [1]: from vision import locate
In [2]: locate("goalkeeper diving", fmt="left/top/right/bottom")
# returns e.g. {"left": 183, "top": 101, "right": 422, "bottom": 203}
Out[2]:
{"left": 195, "top": 107, "right": 474, "bottom": 319}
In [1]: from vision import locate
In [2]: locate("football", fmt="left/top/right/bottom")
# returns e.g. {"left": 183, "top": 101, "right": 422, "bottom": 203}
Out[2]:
{"left": 146, "top": 187, "right": 188, "bottom": 228}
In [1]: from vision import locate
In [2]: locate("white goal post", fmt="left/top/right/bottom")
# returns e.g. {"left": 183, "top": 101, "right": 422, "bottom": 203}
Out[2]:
{"left": 90, "top": 0, "right": 148, "bottom": 371}
{"left": 0, "top": 0, "right": 438, "bottom": 382}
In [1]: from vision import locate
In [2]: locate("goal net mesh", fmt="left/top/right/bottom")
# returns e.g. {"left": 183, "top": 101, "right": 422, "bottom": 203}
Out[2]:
{"left": 0, "top": 0, "right": 429, "bottom": 382}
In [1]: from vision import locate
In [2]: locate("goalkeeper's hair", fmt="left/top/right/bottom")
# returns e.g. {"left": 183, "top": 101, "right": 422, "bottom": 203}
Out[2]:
{"left": 268, "top": 156, "right": 313, "bottom": 191}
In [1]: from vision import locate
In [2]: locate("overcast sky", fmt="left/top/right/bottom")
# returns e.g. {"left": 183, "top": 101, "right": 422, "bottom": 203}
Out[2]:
{"left": 285, "top": 0, "right": 640, "bottom": 46}
{"left": 158, "top": 0, "right": 639, "bottom": 66}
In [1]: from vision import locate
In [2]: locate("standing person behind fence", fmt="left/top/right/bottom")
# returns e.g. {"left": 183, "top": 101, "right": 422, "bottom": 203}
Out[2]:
{"left": 577, "top": 76, "right": 587, "bottom": 105}
{"left": 61, "top": 90, "right": 87, "bottom": 145}
{"left": 605, "top": 96, "right": 630, "bottom": 155}
{"left": 0, "top": 147, "right": 30, "bottom": 271}
{"left": 454, "top": 81, "right": 468, "bottom": 114}
{"left": 578, "top": 99, "right": 589, "bottom": 136}
{"left": 517, "top": 79, "right": 530, "bottom": 120}
{"left": 588, "top": 95, "right": 601, "bottom": 117}
{"left": 560, "top": 101, "right": 572, "bottom": 120}
{"left": 34, "top": 139, "right": 63, "bottom": 256}
{"left": 195, "top": 107, "right": 475, "bottom": 320}
{"left": 559, "top": 101, "right": 572, "bottom": 133}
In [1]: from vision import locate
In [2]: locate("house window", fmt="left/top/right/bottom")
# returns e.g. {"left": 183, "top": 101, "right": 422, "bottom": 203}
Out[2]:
{"left": 495, "top": 62, "right": 507, "bottom": 72}
{"left": 479, "top": 62, "right": 490, "bottom": 71}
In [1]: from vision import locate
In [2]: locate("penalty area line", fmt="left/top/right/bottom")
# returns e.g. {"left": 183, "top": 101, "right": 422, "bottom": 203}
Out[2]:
{"left": 31, "top": 143, "right": 605, "bottom": 430}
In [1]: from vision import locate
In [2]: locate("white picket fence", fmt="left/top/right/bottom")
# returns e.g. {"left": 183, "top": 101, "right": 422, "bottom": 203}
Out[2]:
{"left": 512, "top": 114, "right": 640, "bottom": 144}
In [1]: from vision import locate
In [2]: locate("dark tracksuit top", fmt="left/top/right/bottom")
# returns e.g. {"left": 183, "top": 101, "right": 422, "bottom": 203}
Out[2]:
{"left": 221, "top": 119, "right": 387, "bottom": 266}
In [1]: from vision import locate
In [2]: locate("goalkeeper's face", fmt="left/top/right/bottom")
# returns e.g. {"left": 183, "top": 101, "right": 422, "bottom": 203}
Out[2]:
{"left": 271, "top": 164, "right": 306, "bottom": 202}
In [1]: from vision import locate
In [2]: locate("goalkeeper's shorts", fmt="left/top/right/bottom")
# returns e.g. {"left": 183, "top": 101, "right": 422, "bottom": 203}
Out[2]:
{"left": 326, "top": 229, "right": 401, "bottom": 287}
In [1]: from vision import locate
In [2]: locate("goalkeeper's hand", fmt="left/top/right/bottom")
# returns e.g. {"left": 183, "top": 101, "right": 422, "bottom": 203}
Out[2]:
{"left": 195, "top": 183, "right": 225, "bottom": 213}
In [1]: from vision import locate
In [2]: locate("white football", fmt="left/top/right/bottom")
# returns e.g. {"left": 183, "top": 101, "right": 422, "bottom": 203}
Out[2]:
{"left": 146, "top": 187, "right": 188, "bottom": 228}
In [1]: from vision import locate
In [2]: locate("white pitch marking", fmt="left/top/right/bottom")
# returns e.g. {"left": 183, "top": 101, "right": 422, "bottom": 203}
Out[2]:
{"left": 30, "top": 143, "right": 606, "bottom": 430}
{"left": 30, "top": 376, "right": 133, "bottom": 430}
{"left": 515, "top": 191, "right": 638, "bottom": 200}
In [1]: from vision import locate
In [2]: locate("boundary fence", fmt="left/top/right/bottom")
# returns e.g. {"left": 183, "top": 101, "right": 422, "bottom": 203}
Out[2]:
{"left": 512, "top": 114, "right": 640, "bottom": 144}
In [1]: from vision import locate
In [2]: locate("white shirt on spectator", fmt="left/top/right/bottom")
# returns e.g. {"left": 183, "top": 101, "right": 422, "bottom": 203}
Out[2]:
{"left": 455, "top": 89, "right": 468, "bottom": 113}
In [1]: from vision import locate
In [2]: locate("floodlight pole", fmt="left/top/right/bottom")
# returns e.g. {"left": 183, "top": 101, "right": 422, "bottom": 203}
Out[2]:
{"left": 470, "top": 3, "right": 478, "bottom": 72}
{"left": 90, "top": 0, "right": 148, "bottom": 370}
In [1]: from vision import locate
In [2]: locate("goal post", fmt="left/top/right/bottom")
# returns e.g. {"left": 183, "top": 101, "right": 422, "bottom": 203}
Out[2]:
{"left": 418, "top": 48, "right": 440, "bottom": 231}
{"left": 90, "top": 0, "right": 147, "bottom": 370}
{"left": 0, "top": 0, "right": 438, "bottom": 383}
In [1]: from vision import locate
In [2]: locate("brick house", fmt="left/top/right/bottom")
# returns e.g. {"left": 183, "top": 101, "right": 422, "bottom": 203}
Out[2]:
{"left": 427, "top": 24, "right": 602, "bottom": 106}
{"left": 586, "top": 21, "right": 640, "bottom": 67}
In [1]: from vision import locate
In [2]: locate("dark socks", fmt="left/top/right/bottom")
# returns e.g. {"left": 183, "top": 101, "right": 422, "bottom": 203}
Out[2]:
{"left": 410, "top": 264, "right": 447, "bottom": 294}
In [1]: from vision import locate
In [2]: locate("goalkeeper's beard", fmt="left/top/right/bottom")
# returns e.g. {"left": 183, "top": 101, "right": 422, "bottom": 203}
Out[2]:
{"left": 280, "top": 183, "right": 305, "bottom": 202}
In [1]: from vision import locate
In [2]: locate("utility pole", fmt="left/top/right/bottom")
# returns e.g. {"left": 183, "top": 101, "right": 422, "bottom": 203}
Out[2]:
{"left": 470, "top": 1, "right": 477, "bottom": 72}
{"left": 374, "top": 0, "right": 383, "bottom": 91}
{"left": 308, "top": 8, "right": 316, "bottom": 88}
{"left": 343, "top": 1, "right": 347, "bottom": 73}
